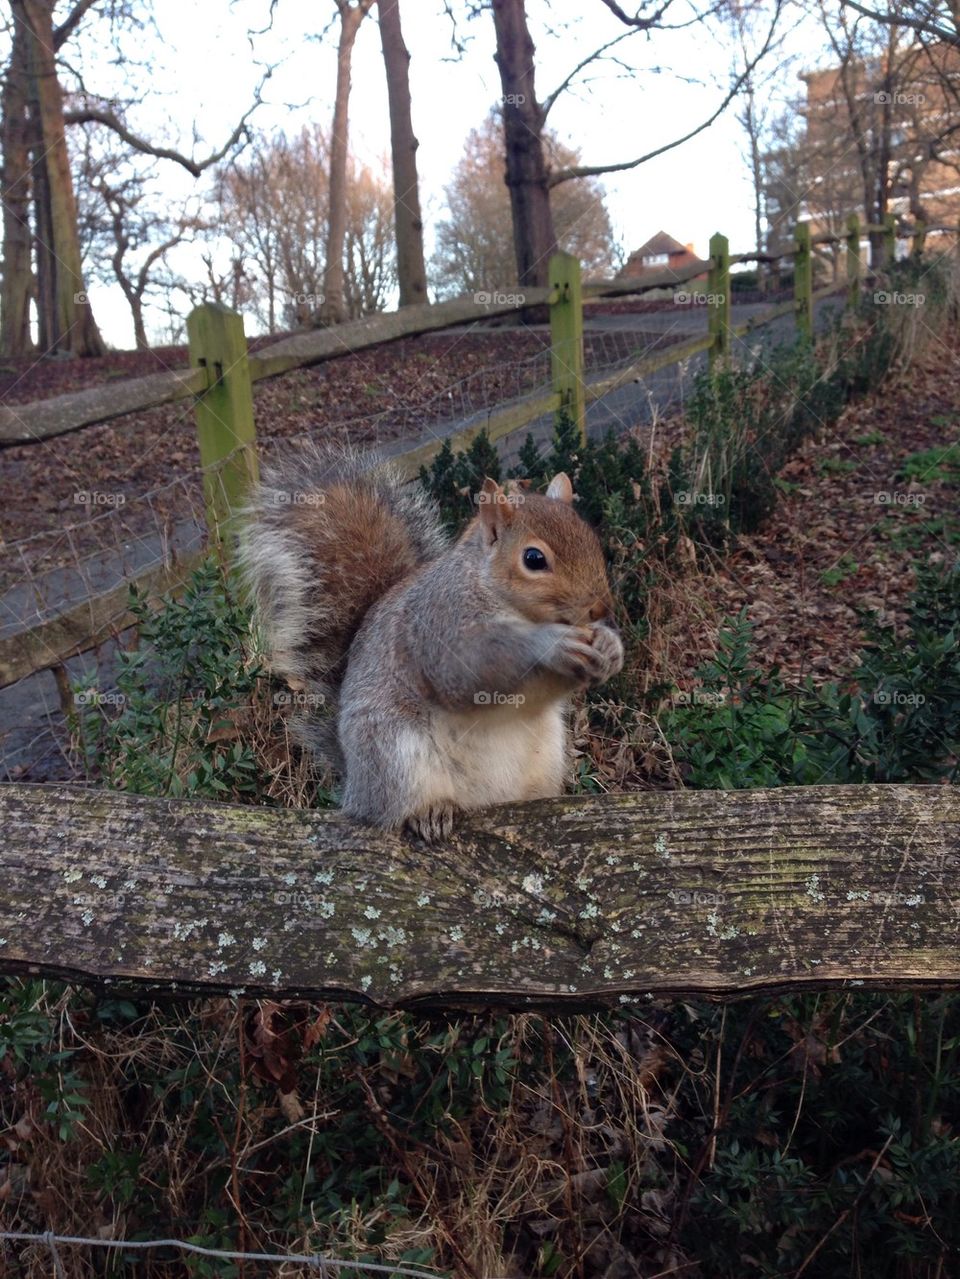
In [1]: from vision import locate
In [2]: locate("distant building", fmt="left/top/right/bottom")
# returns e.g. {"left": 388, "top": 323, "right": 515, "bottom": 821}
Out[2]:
{"left": 765, "top": 43, "right": 960, "bottom": 265}
{"left": 619, "top": 231, "right": 704, "bottom": 281}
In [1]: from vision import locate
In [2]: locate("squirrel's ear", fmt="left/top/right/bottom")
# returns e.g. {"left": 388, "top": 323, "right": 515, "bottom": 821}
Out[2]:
{"left": 478, "top": 477, "right": 514, "bottom": 543}
{"left": 545, "top": 472, "right": 574, "bottom": 504}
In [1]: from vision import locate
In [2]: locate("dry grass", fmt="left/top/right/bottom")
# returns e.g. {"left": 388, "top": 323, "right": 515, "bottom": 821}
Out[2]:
{"left": 1, "top": 987, "right": 708, "bottom": 1279}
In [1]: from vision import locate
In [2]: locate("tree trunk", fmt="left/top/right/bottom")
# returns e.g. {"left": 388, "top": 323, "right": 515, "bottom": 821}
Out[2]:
{"left": 0, "top": 13, "right": 34, "bottom": 358}
{"left": 744, "top": 89, "right": 766, "bottom": 295}
{"left": 491, "top": 0, "right": 558, "bottom": 292}
{"left": 130, "top": 297, "right": 148, "bottom": 349}
{"left": 377, "top": 0, "right": 427, "bottom": 307}
{"left": 17, "top": 0, "right": 105, "bottom": 356}
{"left": 320, "top": 1, "right": 372, "bottom": 326}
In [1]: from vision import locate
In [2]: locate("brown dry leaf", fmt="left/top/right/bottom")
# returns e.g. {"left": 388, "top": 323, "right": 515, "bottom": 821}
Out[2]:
{"left": 303, "top": 1005, "right": 333, "bottom": 1050}
{"left": 278, "top": 1089, "right": 305, "bottom": 1124}
{"left": 245, "top": 1000, "right": 300, "bottom": 1093}
{"left": 206, "top": 706, "right": 248, "bottom": 744}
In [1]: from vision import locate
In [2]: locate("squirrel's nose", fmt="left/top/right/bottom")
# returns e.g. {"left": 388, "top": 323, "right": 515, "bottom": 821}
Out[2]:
{"left": 588, "top": 601, "right": 614, "bottom": 624}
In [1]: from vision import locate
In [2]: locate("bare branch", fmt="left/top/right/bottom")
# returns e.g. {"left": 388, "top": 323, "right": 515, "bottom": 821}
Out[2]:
{"left": 542, "top": 27, "right": 640, "bottom": 118}
{"left": 53, "top": 0, "right": 99, "bottom": 50}
{"left": 550, "top": 0, "right": 784, "bottom": 187}
{"left": 598, "top": 0, "right": 676, "bottom": 28}
{"left": 64, "top": 87, "right": 265, "bottom": 177}
{"left": 840, "top": 0, "right": 960, "bottom": 46}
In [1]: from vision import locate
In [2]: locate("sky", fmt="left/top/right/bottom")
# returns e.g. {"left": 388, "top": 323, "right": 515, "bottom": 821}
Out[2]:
{"left": 63, "top": 0, "right": 824, "bottom": 347}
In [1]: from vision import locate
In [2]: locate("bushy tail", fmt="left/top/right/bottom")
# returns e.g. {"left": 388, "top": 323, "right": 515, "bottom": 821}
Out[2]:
{"left": 238, "top": 444, "right": 447, "bottom": 750}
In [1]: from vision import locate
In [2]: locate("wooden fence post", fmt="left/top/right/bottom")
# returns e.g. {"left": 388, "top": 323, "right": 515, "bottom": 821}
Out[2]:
{"left": 795, "top": 221, "right": 813, "bottom": 342}
{"left": 845, "top": 213, "right": 861, "bottom": 312}
{"left": 883, "top": 212, "right": 897, "bottom": 267}
{"left": 549, "top": 251, "right": 585, "bottom": 444}
{"left": 187, "top": 303, "right": 259, "bottom": 545}
{"left": 707, "top": 232, "right": 731, "bottom": 370}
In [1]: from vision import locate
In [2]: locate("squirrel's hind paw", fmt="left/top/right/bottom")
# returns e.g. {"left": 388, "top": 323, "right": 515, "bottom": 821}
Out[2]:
{"left": 405, "top": 803, "right": 457, "bottom": 843}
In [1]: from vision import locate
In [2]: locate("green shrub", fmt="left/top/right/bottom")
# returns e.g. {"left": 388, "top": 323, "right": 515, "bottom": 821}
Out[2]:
{"left": 663, "top": 560, "right": 960, "bottom": 788}
{"left": 73, "top": 559, "right": 263, "bottom": 799}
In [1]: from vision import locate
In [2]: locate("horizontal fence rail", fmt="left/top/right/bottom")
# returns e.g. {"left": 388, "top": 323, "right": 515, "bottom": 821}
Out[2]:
{"left": 1, "top": 216, "right": 955, "bottom": 692}
{"left": 1, "top": 783, "right": 958, "bottom": 1008}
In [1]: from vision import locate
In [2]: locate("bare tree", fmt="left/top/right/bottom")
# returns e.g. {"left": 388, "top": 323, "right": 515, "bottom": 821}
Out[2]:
{"left": 76, "top": 138, "right": 201, "bottom": 348}
{"left": 487, "top": 0, "right": 785, "bottom": 290}
{"left": 728, "top": 1, "right": 792, "bottom": 291}
{"left": 804, "top": 1, "right": 960, "bottom": 263}
{"left": 215, "top": 127, "right": 395, "bottom": 332}
{"left": 320, "top": 0, "right": 376, "bottom": 326}
{"left": 377, "top": 0, "right": 427, "bottom": 306}
{"left": 432, "top": 111, "right": 617, "bottom": 296}
{"left": 344, "top": 163, "right": 396, "bottom": 315}
{"left": 14, "top": 0, "right": 106, "bottom": 356}
{"left": 0, "top": 0, "right": 261, "bottom": 357}
{"left": 841, "top": 0, "right": 960, "bottom": 46}
{"left": 0, "top": 10, "right": 33, "bottom": 356}
{"left": 490, "top": 0, "right": 558, "bottom": 290}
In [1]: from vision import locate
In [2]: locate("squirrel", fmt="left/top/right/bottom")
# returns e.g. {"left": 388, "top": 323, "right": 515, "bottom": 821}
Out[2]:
{"left": 238, "top": 444, "right": 624, "bottom": 841}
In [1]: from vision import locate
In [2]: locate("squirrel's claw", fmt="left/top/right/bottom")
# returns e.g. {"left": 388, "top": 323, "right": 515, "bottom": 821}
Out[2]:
{"left": 405, "top": 802, "right": 457, "bottom": 843}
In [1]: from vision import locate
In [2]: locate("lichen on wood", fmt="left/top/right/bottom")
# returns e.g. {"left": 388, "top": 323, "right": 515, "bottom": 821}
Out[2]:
{"left": 0, "top": 783, "right": 957, "bottom": 1010}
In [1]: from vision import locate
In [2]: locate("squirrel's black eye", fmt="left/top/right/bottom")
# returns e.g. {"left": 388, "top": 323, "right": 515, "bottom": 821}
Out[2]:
{"left": 522, "top": 546, "right": 548, "bottom": 571}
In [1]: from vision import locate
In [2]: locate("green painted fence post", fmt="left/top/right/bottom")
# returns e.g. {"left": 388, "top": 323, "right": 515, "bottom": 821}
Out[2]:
{"left": 548, "top": 251, "right": 585, "bottom": 444}
{"left": 707, "top": 232, "right": 731, "bottom": 371}
{"left": 883, "top": 212, "right": 897, "bottom": 267}
{"left": 846, "top": 213, "right": 861, "bottom": 313}
{"left": 187, "top": 302, "right": 259, "bottom": 547}
{"left": 795, "top": 221, "right": 813, "bottom": 342}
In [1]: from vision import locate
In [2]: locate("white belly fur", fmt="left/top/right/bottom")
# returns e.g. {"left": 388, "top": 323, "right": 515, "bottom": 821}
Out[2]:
{"left": 395, "top": 701, "right": 568, "bottom": 813}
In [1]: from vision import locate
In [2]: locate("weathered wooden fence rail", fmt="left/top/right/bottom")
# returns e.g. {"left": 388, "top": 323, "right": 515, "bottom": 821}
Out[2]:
{"left": 1, "top": 782, "right": 958, "bottom": 1008}
{"left": 1, "top": 218, "right": 956, "bottom": 690}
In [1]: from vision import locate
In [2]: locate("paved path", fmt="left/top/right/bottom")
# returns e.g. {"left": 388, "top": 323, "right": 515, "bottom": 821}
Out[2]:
{"left": 0, "top": 296, "right": 845, "bottom": 781}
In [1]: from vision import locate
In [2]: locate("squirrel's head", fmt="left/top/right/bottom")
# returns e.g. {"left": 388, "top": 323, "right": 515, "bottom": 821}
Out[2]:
{"left": 469, "top": 474, "right": 616, "bottom": 628}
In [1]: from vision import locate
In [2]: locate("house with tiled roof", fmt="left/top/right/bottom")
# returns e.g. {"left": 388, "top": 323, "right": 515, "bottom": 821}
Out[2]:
{"left": 619, "top": 231, "right": 703, "bottom": 280}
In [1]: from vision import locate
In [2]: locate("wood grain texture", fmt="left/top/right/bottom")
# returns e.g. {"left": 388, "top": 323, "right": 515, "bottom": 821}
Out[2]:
{"left": 1, "top": 783, "right": 957, "bottom": 1010}
{"left": 247, "top": 289, "right": 554, "bottom": 382}
{"left": 0, "top": 369, "right": 205, "bottom": 445}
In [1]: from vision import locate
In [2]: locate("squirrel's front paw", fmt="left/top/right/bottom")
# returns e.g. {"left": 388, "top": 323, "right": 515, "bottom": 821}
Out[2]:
{"left": 586, "top": 623, "right": 624, "bottom": 685}
{"left": 405, "top": 803, "right": 457, "bottom": 843}
{"left": 542, "top": 623, "right": 623, "bottom": 687}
